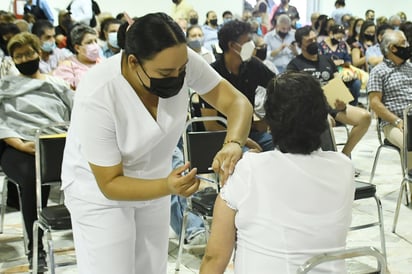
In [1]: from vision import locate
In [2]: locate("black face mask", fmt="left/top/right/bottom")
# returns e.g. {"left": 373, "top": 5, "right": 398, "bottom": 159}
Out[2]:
{"left": 189, "top": 17, "right": 198, "bottom": 25}
{"left": 277, "top": 31, "right": 288, "bottom": 39}
{"left": 306, "top": 42, "right": 318, "bottom": 55}
{"left": 136, "top": 61, "right": 186, "bottom": 98}
{"left": 255, "top": 46, "right": 267, "bottom": 61}
{"left": 364, "top": 34, "right": 375, "bottom": 41}
{"left": 209, "top": 19, "right": 218, "bottom": 26}
{"left": 331, "top": 38, "right": 340, "bottom": 45}
{"left": 393, "top": 45, "right": 412, "bottom": 61}
{"left": 15, "top": 58, "right": 40, "bottom": 76}
{"left": 172, "top": 0, "right": 179, "bottom": 3}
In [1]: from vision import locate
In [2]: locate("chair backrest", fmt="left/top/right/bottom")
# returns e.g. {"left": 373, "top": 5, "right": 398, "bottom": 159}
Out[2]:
{"left": 34, "top": 122, "right": 69, "bottom": 214}
{"left": 319, "top": 122, "right": 337, "bottom": 152}
{"left": 403, "top": 104, "right": 412, "bottom": 171}
{"left": 183, "top": 117, "right": 227, "bottom": 174}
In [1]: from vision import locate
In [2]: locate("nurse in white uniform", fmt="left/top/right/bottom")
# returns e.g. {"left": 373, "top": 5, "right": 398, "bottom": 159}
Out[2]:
{"left": 61, "top": 12, "right": 253, "bottom": 274}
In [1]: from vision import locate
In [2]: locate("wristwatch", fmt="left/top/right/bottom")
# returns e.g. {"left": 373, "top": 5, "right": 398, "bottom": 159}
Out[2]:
{"left": 394, "top": 118, "right": 402, "bottom": 126}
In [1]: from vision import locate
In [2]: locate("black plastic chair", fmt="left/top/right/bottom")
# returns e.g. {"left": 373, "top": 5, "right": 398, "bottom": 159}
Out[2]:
{"left": 175, "top": 116, "right": 227, "bottom": 272}
{"left": 32, "top": 122, "right": 74, "bottom": 274}
{"left": 296, "top": 246, "right": 387, "bottom": 274}
{"left": 320, "top": 123, "right": 387, "bottom": 260}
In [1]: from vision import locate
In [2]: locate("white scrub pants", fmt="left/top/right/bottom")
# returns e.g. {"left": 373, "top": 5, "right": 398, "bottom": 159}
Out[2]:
{"left": 65, "top": 187, "right": 170, "bottom": 274}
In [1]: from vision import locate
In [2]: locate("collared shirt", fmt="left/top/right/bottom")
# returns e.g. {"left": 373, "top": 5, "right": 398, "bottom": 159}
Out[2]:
{"left": 101, "top": 42, "right": 119, "bottom": 58}
{"left": 202, "top": 25, "right": 219, "bottom": 53}
{"left": 264, "top": 29, "right": 296, "bottom": 73}
{"left": 367, "top": 58, "right": 412, "bottom": 127}
{"left": 39, "top": 48, "right": 73, "bottom": 74}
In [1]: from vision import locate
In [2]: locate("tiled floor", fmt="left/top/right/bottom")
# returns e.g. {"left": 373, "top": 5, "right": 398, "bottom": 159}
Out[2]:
{"left": 1, "top": 109, "right": 412, "bottom": 273}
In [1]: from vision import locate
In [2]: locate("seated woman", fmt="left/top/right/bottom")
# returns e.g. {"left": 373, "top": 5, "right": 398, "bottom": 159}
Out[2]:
{"left": 319, "top": 24, "right": 362, "bottom": 106}
{"left": 200, "top": 72, "right": 355, "bottom": 274}
{"left": 0, "top": 32, "right": 73, "bottom": 270}
{"left": 54, "top": 23, "right": 102, "bottom": 90}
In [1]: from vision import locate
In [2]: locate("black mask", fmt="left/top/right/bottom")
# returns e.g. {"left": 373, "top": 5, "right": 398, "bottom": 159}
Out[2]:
{"left": 306, "top": 42, "right": 318, "bottom": 55}
{"left": 393, "top": 45, "right": 412, "bottom": 61}
{"left": 277, "top": 31, "right": 288, "bottom": 39}
{"left": 189, "top": 17, "right": 198, "bottom": 25}
{"left": 331, "top": 38, "right": 340, "bottom": 45}
{"left": 364, "top": 34, "right": 375, "bottom": 41}
{"left": 209, "top": 19, "right": 218, "bottom": 26}
{"left": 255, "top": 46, "right": 267, "bottom": 61}
{"left": 172, "top": 0, "right": 179, "bottom": 3}
{"left": 15, "top": 58, "right": 40, "bottom": 76}
{"left": 136, "top": 61, "right": 186, "bottom": 98}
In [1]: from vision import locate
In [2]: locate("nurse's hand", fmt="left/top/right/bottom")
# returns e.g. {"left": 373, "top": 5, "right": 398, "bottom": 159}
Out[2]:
{"left": 167, "top": 162, "right": 200, "bottom": 197}
{"left": 212, "top": 142, "right": 243, "bottom": 186}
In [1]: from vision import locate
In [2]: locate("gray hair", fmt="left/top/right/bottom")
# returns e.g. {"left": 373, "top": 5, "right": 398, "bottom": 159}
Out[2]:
{"left": 70, "top": 23, "right": 96, "bottom": 48}
{"left": 277, "top": 14, "right": 291, "bottom": 26}
{"left": 380, "top": 29, "right": 402, "bottom": 56}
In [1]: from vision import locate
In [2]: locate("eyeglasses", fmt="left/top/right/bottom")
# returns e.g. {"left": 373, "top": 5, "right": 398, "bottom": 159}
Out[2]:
{"left": 13, "top": 50, "right": 37, "bottom": 62}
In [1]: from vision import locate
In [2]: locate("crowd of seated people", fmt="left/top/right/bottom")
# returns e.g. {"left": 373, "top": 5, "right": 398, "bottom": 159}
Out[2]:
{"left": 0, "top": 0, "right": 412, "bottom": 272}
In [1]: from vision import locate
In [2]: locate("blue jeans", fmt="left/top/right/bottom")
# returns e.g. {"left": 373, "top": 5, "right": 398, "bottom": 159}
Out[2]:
{"left": 249, "top": 130, "right": 274, "bottom": 152}
{"left": 170, "top": 146, "right": 204, "bottom": 240}
{"left": 347, "top": 79, "right": 361, "bottom": 106}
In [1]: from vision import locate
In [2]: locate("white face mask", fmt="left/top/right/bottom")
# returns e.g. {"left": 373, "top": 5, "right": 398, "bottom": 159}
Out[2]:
{"left": 236, "top": 40, "right": 255, "bottom": 62}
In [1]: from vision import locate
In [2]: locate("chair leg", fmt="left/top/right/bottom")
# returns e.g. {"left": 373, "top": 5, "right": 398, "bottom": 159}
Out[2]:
{"left": 0, "top": 177, "right": 8, "bottom": 234}
{"left": 32, "top": 220, "right": 39, "bottom": 274}
{"left": 373, "top": 195, "right": 387, "bottom": 260}
{"left": 393, "top": 179, "right": 407, "bottom": 233}
{"left": 369, "top": 147, "right": 383, "bottom": 184}
{"left": 175, "top": 208, "right": 188, "bottom": 272}
{"left": 14, "top": 183, "right": 29, "bottom": 254}
{"left": 47, "top": 228, "right": 56, "bottom": 274}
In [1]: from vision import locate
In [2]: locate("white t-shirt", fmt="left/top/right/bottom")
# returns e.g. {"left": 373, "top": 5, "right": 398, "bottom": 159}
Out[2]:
{"left": 221, "top": 150, "right": 355, "bottom": 274}
{"left": 61, "top": 48, "right": 222, "bottom": 205}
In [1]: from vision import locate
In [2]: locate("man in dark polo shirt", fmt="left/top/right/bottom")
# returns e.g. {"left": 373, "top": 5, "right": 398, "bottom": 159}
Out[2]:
{"left": 287, "top": 26, "right": 371, "bottom": 157}
{"left": 204, "top": 20, "right": 275, "bottom": 151}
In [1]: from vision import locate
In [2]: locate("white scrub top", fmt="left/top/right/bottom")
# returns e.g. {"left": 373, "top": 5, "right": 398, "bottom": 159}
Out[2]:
{"left": 221, "top": 150, "right": 355, "bottom": 274}
{"left": 61, "top": 48, "right": 221, "bottom": 205}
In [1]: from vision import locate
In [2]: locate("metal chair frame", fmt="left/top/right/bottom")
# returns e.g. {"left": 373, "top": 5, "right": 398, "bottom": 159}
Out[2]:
{"left": 393, "top": 104, "right": 412, "bottom": 233}
{"left": 32, "top": 122, "right": 74, "bottom": 274}
{"left": 296, "top": 246, "right": 387, "bottom": 274}
{"left": 175, "top": 116, "right": 227, "bottom": 273}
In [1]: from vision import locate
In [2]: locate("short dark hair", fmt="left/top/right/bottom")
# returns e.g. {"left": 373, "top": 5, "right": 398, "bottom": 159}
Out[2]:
{"left": 98, "top": 17, "right": 121, "bottom": 40}
{"left": 335, "top": 0, "right": 345, "bottom": 7}
{"left": 359, "top": 20, "right": 376, "bottom": 44}
{"left": 222, "top": 11, "right": 232, "bottom": 18}
{"left": 117, "top": 21, "right": 128, "bottom": 50}
{"left": 186, "top": 25, "right": 202, "bottom": 38}
{"left": 295, "top": 25, "right": 311, "bottom": 47}
{"left": 31, "top": 19, "right": 54, "bottom": 38}
{"left": 125, "top": 12, "right": 186, "bottom": 62}
{"left": 365, "top": 9, "right": 375, "bottom": 16}
{"left": 264, "top": 72, "right": 328, "bottom": 154}
{"left": 218, "top": 20, "right": 251, "bottom": 52}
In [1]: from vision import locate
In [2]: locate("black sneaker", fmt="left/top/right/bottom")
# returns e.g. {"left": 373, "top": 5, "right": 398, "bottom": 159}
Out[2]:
{"left": 28, "top": 250, "right": 47, "bottom": 271}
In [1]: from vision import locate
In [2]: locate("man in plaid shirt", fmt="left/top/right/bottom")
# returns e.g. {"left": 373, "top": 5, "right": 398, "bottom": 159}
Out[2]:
{"left": 368, "top": 30, "right": 412, "bottom": 167}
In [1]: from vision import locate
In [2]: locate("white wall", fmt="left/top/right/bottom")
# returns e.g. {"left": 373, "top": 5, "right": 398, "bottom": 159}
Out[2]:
{"left": 1, "top": 0, "right": 243, "bottom": 25}
{"left": 317, "top": 0, "right": 412, "bottom": 20}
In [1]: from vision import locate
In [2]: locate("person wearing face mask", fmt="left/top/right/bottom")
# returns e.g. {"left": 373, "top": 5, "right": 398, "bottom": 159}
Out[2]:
{"left": 0, "top": 32, "right": 73, "bottom": 271}
{"left": 222, "top": 10, "right": 233, "bottom": 26}
{"left": 100, "top": 18, "right": 122, "bottom": 58}
{"left": 186, "top": 25, "right": 215, "bottom": 64}
{"left": 54, "top": 23, "right": 103, "bottom": 90}
{"left": 61, "top": 13, "right": 252, "bottom": 274}
{"left": 366, "top": 24, "right": 394, "bottom": 69}
{"left": 369, "top": 30, "right": 412, "bottom": 177}
{"left": 31, "top": 19, "right": 73, "bottom": 74}
{"left": 264, "top": 14, "right": 297, "bottom": 73}
{"left": 171, "top": 0, "right": 193, "bottom": 22}
{"left": 319, "top": 24, "right": 361, "bottom": 106}
{"left": 287, "top": 26, "right": 371, "bottom": 157}
{"left": 201, "top": 20, "right": 275, "bottom": 152}
{"left": 202, "top": 10, "right": 219, "bottom": 52}
{"left": 352, "top": 20, "right": 376, "bottom": 71}
{"left": 188, "top": 9, "right": 199, "bottom": 26}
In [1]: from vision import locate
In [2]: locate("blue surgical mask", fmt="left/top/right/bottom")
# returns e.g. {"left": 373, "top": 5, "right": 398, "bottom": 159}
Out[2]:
{"left": 108, "top": 32, "right": 119, "bottom": 49}
{"left": 187, "top": 38, "right": 203, "bottom": 50}
{"left": 223, "top": 18, "right": 232, "bottom": 24}
{"left": 254, "top": 17, "right": 262, "bottom": 24}
{"left": 41, "top": 40, "right": 56, "bottom": 53}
